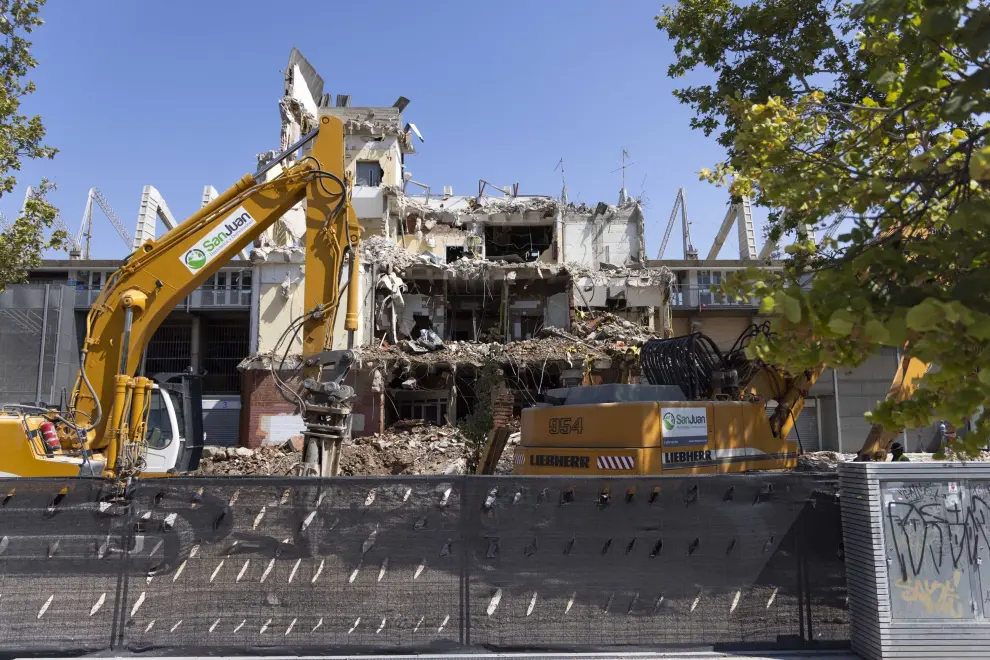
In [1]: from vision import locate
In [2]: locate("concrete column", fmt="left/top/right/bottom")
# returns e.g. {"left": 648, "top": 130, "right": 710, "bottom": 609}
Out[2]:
{"left": 832, "top": 368, "right": 843, "bottom": 452}
{"left": 248, "top": 265, "right": 260, "bottom": 355}
{"left": 190, "top": 315, "right": 202, "bottom": 373}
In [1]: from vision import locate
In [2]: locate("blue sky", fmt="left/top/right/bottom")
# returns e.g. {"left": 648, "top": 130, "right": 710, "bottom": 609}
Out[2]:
{"left": 17, "top": 1, "right": 769, "bottom": 261}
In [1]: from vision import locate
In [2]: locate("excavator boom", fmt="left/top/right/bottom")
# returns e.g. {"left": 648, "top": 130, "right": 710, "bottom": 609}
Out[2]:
{"left": 856, "top": 349, "right": 931, "bottom": 459}
{"left": 23, "top": 114, "right": 362, "bottom": 478}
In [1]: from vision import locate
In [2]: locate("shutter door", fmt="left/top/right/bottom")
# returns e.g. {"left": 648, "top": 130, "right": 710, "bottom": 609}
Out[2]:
{"left": 767, "top": 399, "right": 821, "bottom": 452}
{"left": 202, "top": 397, "right": 241, "bottom": 447}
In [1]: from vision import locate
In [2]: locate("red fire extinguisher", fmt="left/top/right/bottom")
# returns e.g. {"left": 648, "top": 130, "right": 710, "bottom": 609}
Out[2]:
{"left": 39, "top": 421, "right": 60, "bottom": 451}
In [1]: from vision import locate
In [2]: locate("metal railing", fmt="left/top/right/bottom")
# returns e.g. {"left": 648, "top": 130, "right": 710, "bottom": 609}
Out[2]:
{"left": 75, "top": 283, "right": 252, "bottom": 309}
{"left": 670, "top": 284, "right": 759, "bottom": 309}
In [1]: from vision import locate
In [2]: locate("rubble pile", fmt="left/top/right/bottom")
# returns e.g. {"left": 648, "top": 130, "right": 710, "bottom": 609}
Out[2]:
{"left": 357, "top": 331, "right": 611, "bottom": 367}
{"left": 197, "top": 444, "right": 302, "bottom": 476}
{"left": 362, "top": 235, "right": 424, "bottom": 272}
{"left": 570, "top": 313, "right": 661, "bottom": 351}
{"left": 381, "top": 187, "right": 561, "bottom": 224}
{"left": 567, "top": 261, "right": 675, "bottom": 287}
{"left": 493, "top": 431, "right": 522, "bottom": 475}
{"left": 469, "top": 195, "right": 559, "bottom": 217}
{"left": 338, "top": 420, "right": 475, "bottom": 476}
{"left": 796, "top": 451, "right": 856, "bottom": 471}
{"left": 363, "top": 235, "right": 568, "bottom": 279}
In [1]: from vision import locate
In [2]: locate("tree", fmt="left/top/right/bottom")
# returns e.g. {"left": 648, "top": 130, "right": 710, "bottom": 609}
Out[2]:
{"left": 0, "top": 0, "right": 59, "bottom": 290}
{"left": 658, "top": 0, "right": 990, "bottom": 456}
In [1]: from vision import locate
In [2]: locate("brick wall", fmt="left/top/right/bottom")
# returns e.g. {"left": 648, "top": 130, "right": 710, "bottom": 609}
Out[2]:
{"left": 241, "top": 367, "right": 386, "bottom": 447}
{"left": 492, "top": 391, "right": 514, "bottom": 429}
{"left": 350, "top": 368, "right": 384, "bottom": 438}
{"left": 239, "top": 368, "right": 303, "bottom": 448}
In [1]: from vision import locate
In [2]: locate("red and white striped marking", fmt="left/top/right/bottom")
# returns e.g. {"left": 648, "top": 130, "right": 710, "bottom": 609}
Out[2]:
{"left": 597, "top": 456, "right": 635, "bottom": 470}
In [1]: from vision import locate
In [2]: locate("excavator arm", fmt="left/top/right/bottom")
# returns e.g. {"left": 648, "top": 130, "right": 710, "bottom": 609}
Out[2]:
{"left": 748, "top": 364, "right": 826, "bottom": 443}
{"left": 856, "top": 349, "right": 931, "bottom": 460}
{"left": 69, "top": 115, "right": 360, "bottom": 477}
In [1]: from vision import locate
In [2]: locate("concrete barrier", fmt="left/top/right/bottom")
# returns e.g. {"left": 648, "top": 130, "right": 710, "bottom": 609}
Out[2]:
{"left": 839, "top": 461, "right": 990, "bottom": 659}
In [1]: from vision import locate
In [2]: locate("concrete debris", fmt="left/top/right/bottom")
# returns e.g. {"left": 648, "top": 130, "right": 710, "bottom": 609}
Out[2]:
{"left": 796, "top": 452, "right": 856, "bottom": 471}
{"left": 249, "top": 245, "right": 305, "bottom": 264}
{"left": 493, "top": 431, "right": 521, "bottom": 475}
{"left": 238, "top": 353, "right": 305, "bottom": 372}
{"left": 570, "top": 313, "right": 661, "bottom": 353}
{"left": 338, "top": 420, "right": 475, "bottom": 476}
{"left": 358, "top": 331, "right": 611, "bottom": 367}
{"left": 361, "top": 235, "right": 673, "bottom": 293}
{"left": 381, "top": 187, "right": 560, "bottom": 224}
{"left": 403, "top": 329, "right": 444, "bottom": 354}
{"left": 197, "top": 444, "right": 301, "bottom": 476}
{"left": 469, "top": 195, "right": 560, "bottom": 217}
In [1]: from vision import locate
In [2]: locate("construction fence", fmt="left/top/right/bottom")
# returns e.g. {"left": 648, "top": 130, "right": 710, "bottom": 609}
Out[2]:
{"left": 0, "top": 283, "right": 79, "bottom": 405}
{"left": 0, "top": 473, "right": 848, "bottom": 655}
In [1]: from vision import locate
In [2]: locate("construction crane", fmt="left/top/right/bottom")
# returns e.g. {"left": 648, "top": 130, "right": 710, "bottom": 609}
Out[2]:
{"left": 757, "top": 212, "right": 819, "bottom": 260}
{"left": 16, "top": 186, "right": 85, "bottom": 258}
{"left": 133, "top": 185, "right": 178, "bottom": 250}
{"left": 708, "top": 196, "right": 758, "bottom": 260}
{"left": 820, "top": 219, "right": 841, "bottom": 245}
{"left": 75, "top": 187, "right": 134, "bottom": 259}
{"left": 657, "top": 187, "right": 697, "bottom": 259}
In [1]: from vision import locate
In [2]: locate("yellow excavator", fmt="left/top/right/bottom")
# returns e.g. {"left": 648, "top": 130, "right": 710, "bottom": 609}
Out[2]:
{"left": 502, "top": 323, "right": 819, "bottom": 475}
{"left": 483, "top": 323, "right": 937, "bottom": 475}
{"left": 0, "top": 113, "right": 361, "bottom": 479}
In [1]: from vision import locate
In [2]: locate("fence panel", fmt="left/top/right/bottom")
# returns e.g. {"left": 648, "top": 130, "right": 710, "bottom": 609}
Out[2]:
{"left": 464, "top": 474, "right": 846, "bottom": 651}
{"left": 120, "top": 476, "right": 465, "bottom": 654}
{"left": 0, "top": 474, "right": 847, "bottom": 656}
{"left": 0, "top": 478, "right": 124, "bottom": 653}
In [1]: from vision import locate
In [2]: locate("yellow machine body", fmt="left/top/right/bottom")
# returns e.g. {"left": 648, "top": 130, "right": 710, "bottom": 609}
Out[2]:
{"left": 0, "top": 114, "right": 361, "bottom": 479}
{"left": 514, "top": 400, "right": 799, "bottom": 475}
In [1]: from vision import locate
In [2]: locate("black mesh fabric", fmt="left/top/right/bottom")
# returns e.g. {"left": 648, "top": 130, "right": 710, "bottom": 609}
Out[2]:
{"left": 464, "top": 474, "right": 847, "bottom": 651}
{"left": 0, "top": 478, "right": 124, "bottom": 653}
{"left": 0, "top": 474, "right": 848, "bottom": 655}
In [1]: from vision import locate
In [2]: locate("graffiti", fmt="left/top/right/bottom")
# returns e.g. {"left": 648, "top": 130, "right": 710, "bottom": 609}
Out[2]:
{"left": 888, "top": 483, "right": 945, "bottom": 502}
{"left": 894, "top": 571, "right": 966, "bottom": 617}
{"left": 884, "top": 481, "right": 990, "bottom": 581}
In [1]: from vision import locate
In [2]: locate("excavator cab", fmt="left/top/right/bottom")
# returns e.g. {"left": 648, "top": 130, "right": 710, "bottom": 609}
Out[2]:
{"left": 150, "top": 372, "right": 204, "bottom": 474}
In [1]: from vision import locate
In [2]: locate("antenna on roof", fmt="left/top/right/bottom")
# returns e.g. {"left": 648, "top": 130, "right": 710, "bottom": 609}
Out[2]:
{"left": 555, "top": 158, "right": 568, "bottom": 204}
{"left": 611, "top": 148, "right": 634, "bottom": 205}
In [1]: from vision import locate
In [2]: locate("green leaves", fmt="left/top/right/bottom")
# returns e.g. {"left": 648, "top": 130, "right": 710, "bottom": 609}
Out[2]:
{"left": 906, "top": 299, "right": 945, "bottom": 332}
{"left": 660, "top": 0, "right": 990, "bottom": 454}
{"left": 779, "top": 294, "right": 802, "bottom": 323}
{"left": 828, "top": 310, "right": 856, "bottom": 336}
{"left": 864, "top": 319, "right": 889, "bottom": 343}
{"left": 0, "top": 0, "right": 58, "bottom": 291}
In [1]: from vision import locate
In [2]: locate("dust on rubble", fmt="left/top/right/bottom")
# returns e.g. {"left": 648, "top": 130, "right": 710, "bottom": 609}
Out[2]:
{"left": 196, "top": 421, "right": 483, "bottom": 477}
{"left": 339, "top": 420, "right": 477, "bottom": 476}
{"left": 356, "top": 312, "right": 659, "bottom": 368}
{"left": 197, "top": 444, "right": 302, "bottom": 476}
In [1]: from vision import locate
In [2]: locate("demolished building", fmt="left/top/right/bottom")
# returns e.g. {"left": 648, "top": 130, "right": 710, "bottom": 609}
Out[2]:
{"left": 15, "top": 48, "right": 942, "bottom": 459}
{"left": 239, "top": 48, "right": 675, "bottom": 447}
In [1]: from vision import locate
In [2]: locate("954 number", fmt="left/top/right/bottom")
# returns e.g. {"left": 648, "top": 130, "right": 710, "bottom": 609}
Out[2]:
{"left": 548, "top": 416, "right": 584, "bottom": 434}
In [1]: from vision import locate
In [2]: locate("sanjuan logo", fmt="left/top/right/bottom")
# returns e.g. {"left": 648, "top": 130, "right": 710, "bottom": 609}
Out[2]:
{"left": 663, "top": 412, "right": 675, "bottom": 431}
{"left": 203, "top": 213, "right": 253, "bottom": 252}
{"left": 184, "top": 249, "right": 207, "bottom": 270}
{"left": 674, "top": 413, "right": 705, "bottom": 425}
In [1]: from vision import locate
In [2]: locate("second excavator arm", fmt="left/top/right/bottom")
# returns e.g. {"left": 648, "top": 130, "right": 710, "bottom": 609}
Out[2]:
{"left": 69, "top": 115, "right": 361, "bottom": 476}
